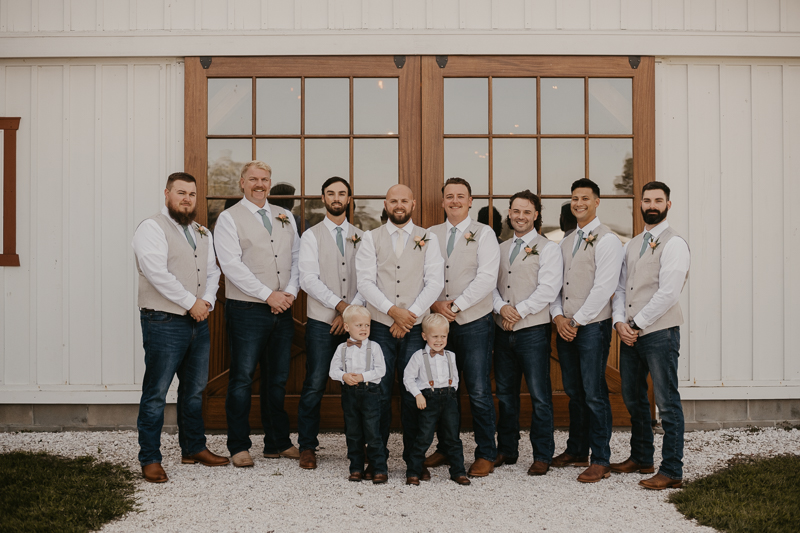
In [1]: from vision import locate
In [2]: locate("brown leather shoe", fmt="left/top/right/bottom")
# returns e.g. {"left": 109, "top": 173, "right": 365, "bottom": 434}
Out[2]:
{"left": 423, "top": 451, "right": 450, "bottom": 468}
{"left": 467, "top": 458, "right": 495, "bottom": 477}
{"left": 299, "top": 449, "right": 317, "bottom": 469}
{"left": 421, "top": 466, "right": 431, "bottom": 481}
{"left": 406, "top": 476, "right": 420, "bottom": 485}
{"left": 527, "top": 460, "right": 550, "bottom": 476}
{"left": 348, "top": 471, "right": 363, "bottom": 482}
{"left": 550, "top": 452, "right": 590, "bottom": 468}
{"left": 372, "top": 473, "right": 388, "bottom": 485}
{"left": 577, "top": 464, "right": 611, "bottom": 483}
{"left": 182, "top": 449, "right": 230, "bottom": 466}
{"left": 610, "top": 458, "right": 655, "bottom": 474}
{"left": 364, "top": 462, "right": 375, "bottom": 481}
{"left": 639, "top": 473, "right": 683, "bottom": 490}
{"left": 494, "top": 454, "right": 518, "bottom": 467}
{"left": 451, "top": 475, "right": 471, "bottom": 485}
{"left": 231, "top": 450, "right": 254, "bottom": 468}
{"left": 263, "top": 445, "right": 300, "bottom": 459}
{"left": 142, "top": 463, "right": 168, "bottom": 483}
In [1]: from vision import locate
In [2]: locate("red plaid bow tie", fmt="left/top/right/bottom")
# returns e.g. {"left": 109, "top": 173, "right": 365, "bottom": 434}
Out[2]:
{"left": 347, "top": 339, "right": 362, "bottom": 348}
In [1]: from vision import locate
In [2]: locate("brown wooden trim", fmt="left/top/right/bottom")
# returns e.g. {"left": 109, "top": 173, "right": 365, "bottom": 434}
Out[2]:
{"left": 632, "top": 56, "right": 656, "bottom": 237}
{"left": 1, "top": 117, "right": 21, "bottom": 267}
{"left": 421, "top": 56, "right": 444, "bottom": 227}
{"left": 185, "top": 58, "right": 209, "bottom": 225}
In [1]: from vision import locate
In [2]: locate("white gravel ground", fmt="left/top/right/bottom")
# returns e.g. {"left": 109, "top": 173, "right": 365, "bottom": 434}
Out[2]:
{"left": 2, "top": 427, "right": 799, "bottom": 533}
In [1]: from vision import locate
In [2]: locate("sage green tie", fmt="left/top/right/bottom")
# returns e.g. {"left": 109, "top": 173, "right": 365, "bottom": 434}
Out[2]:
{"left": 257, "top": 209, "right": 273, "bottom": 235}
{"left": 446, "top": 227, "right": 457, "bottom": 257}
{"left": 335, "top": 227, "right": 345, "bottom": 256}
{"left": 639, "top": 231, "right": 652, "bottom": 258}
{"left": 509, "top": 238, "right": 524, "bottom": 265}
{"left": 182, "top": 225, "right": 196, "bottom": 251}
{"left": 572, "top": 229, "right": 584, "bottom": 257}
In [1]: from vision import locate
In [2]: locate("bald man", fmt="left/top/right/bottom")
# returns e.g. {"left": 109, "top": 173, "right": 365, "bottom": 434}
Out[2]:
{"left": 356, "top": 184, "right": 444, "bottom": 479}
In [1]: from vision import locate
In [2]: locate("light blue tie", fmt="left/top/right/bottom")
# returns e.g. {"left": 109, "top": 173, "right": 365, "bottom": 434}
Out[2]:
{"left": 335, "top": 227, "right": 345, "bottom": 256}
{"left": 182, "top": 225, "right": 196, "bottom": 251}
{"left": 509, "top": 238, "right": 524, "bottom": 265}
{"left": 446, "top": 227, "right": 457, "bottom": 257}
{"left": 257, "top": 209, "right": 273, "bottom": 235}
{"left": 572, "top": 229, "right": 584, "bottom": 257}
{"left": 639, "top": 232, "right": 652, "bottom": 258}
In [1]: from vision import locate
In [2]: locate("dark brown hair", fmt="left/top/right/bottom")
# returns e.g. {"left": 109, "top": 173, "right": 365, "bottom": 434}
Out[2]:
{"left": 442, "top": 177, "right": 472, "bottom": 196}
{"left": 166, "top": 172, "right": 196, "bottom": 189}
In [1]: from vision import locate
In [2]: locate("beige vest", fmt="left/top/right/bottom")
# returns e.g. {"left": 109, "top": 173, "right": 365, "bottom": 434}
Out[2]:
{"left": 367, "top": 224, "right": 430, "bottom": 327}
{"left": 136, "top": 213, "right": 208, "bottom": 315}
{"left": 306, "top": 221, "right": 363, "bottom": 324}
{"left": 223, "top": 202, "right": 295, "bottom": 303}
{"left": 559, "top": 223, "right": 614, "bottom": 323}
{"left": 429, "top": 221, "right": 494, "bottom": 325}
{"left": 495, "top": 233, "right": 552, "bottom": 331}
{"left": 624, "top": 226, "right": 689, "bottom": 336}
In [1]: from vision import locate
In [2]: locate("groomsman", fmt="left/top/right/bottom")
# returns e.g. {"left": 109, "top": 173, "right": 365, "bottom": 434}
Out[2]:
{"left": 356, "top": 184, "right": 444, "bottom": 478}
{"left": 297, "top": 176, "right": 364, "bottom": 469}
{"left": 611, "top": 181, "right": 690, "bottom": 490}
{"left": 492, "top": 190, "right": 563, "bottom": 476}
{"left": 214, "top": 160, "right": 301, "bottom": 468}
{"left": 133, "top": 172, "right": 228, "bottom": 483}
{"left": 551, "top": 178, "right": 624, "bottom": 483}
{"left": 424, "top": 177, "right": 501, "bottom": 478}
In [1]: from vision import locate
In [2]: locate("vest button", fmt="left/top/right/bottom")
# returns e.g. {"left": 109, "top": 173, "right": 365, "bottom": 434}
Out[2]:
{"left": 565, "top": 297, "right": 569, "bottom": 300}
{"left": 446, "top": 265, "right": 449, "bottom": 268}
{"left": 197, "top": 269, "right": 200, "bottom": 272}
{"left": 277, "top": 271, "right": 280, "bottom": 274}
{"left": 343, "top": 279, "right": 346, "bottom": 282}
{"left": 629, "top": 304, "right": 632, "bottom": 307}
{"left": 508, "top": 271, "right": 511, "bottom": 274}
{"left": 397, "top": 266, "right": 400, "bottom": 269}
{"left": 271, "top": 240, "right": 274, "bottom": 242}
{"left": 631, "top": 287, "right": 634, "bottom": 290}
{"left": 566, "top": 282, "right": 569, "bottom": 285}
{"left": 396, "top": 295, "right": 400, "bottom": 298}
{"left": 275, "top": 255, "right": 278, "bottom": 258}
{"left": 397, "top": 280, "right": 400, "bottom": 283}
{"left": 342, "top": 262, "right": 345, "bottom": 266}
{"left": 445, "top": 280, "right": 448, "bottom": 283}
{"left": 198, "top": 284, "right": 201, "bottom": 287}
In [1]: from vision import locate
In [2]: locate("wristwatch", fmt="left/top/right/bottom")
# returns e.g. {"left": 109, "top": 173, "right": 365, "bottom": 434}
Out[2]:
{"left": 628, "top": 318, "right": 641, "bottom": 331}
{"left": 569, "top": 318, "right": 580, "bottom": 328}
{"left": 450, "top": 303, "right": 461, "bottom": 314}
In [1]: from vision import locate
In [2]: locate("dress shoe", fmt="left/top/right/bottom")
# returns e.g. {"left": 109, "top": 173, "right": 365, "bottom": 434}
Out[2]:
{"left": 639, "top": 473, "right": 683, "bottom": 490}
{"left": 610, "top": 458, "right": 655, "bottom": 474}
{"left": 264, "top": 445, "right": 300, "bottom": 459}
{"left": 182, "top": 449, "right": 230, "bottom": 466}
{"left": 451, "top": 475, "right": 471, "bottom": 486}
{"left": 423, "top": 451, "right": 450, "bottom": 468}
{"left": 372, "top": 473, "right": 388, "bottom": 485}
{"left": 406, "top": 476, "right": 420, "bottom": 486}
{"left": 577, "top": 464, "right": 611, "bottom": 483}
{"left": 467, "top": 458, "right": 495, "bottom": 477}
{"left": 550, "top": 452, "right": 590, "bottom": 468}
{"left": 299, "top": 449, "right": 317, "bottom": 469}
{"left": 494, "top": 454, "right": 518, "bottom": 467}
{"left": 364, "top": 463, "right": 375, "bottom": 481}
{"left": 231, "top": 450, "right": 254, "bottom": 468}
{"left": 348, "top": 471, "right": 363, "bottom": 482}
{"left": 142, "top": 463, "right": 168, "bottom": 483}
{"left": 527, "top": 460, "right": 550, "bottom": 476}
{"left": 421, "top": 466, "right": 431, "bottom": 481}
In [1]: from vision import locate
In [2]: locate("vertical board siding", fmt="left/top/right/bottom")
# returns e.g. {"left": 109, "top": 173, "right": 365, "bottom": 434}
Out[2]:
{"left": 717, "top": 0, "right": 748, "bottom": 31}
{"left": 38, "top": 0, "right": 66, "bottom": 31}
{"left": 785, "top": 65, "right": 800, "bottom": 382}
{"left": 656, "top": 0, "right": 685, "bottom": 30}
{"left": 753, "top": 0, "right": 781, "bottom": 32}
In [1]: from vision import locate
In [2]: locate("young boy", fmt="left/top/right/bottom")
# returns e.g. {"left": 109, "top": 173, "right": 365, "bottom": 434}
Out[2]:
{"left": 402, "top": 313, "right": 471, "bottom": 486}
{"left": 329, "top": 305, "right": 388, "bottom": 484}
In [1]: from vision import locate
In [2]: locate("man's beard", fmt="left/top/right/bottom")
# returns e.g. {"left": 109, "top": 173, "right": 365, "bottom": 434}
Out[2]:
{"left": 168, "top": 203, "right": 197, "bottom": 226}
{"left": 388, "top": 209, "right": 411, "bottom": 226}
{"left": 641, "top": 206, "right": 668, "bottom": 225}
{"left": 325, "top": 200, "right": 348, "bottom": 217}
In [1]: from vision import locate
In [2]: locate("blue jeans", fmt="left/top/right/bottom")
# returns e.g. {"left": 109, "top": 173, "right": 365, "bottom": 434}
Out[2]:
{"left": 620, "top": 326, "right": 684, "bottom": 480}
{"left": 369, "top": 321, "right": 426, "bottom": 465}
{"left": 298, "top": 318, "right": 347, "bottom": 452}
{"left": 494, "top": 323, "right": 555, "bottom": 463}
{"left": 432, "top": 313, "right": 497, "bottom": 462}
{"left": 341, "top": 383, "right": 387, "bottom": 475}
{"left": 407, "top": 387, "right": 466, "bottom": 479}
{"left": 137, "top": 310, "right": 209, "bottom": 467}
{"left": 557, "top": 318, "right": 613, "bottom": 466}
{"left": 225, "top": 299, "right": 294, "bottom": 456}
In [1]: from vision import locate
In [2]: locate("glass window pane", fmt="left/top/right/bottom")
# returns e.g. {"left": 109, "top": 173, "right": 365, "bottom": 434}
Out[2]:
{"left": 305, "top": 78, "right": 349, "bottom": 135}
{"left": 208, "top": 78, "right": 252, "bottom": 135}
{"left": 303, "top": 198, "right": 327, "bottom": 232}
{"left": 444, "top": 78, "right": 488, "bottom": 134}
{"left": 493, "top": 139, "right": 536, "bottom": 195}
{"left": 208, "top": 139, "right": 251, "bottom": 196}
{"left": 541, "top": 78, "right": 584, "bottom": 134}
{"left": 444, "top": 138, "right": 488, "bottom": 195}
{"left": 540, "top": 198, "right": 574, "bottom": 243}
{"left": 255, "top": 139, "right": 300, "bottom": 194}
{"left": 207, "top": 199, "right": 228, "bottom": 232}
{"left": 305, "top": 139, "right": 349, "bottom": 196}
{"left": 354, "top": 139, "right": 398, "bottom": 196}
{"left": 492, "top": 78, "right": 536, "bottom": 134}
{"left": 269, "top": 194, "right": 302, "bottom": 236}
{"left": 351, "top": 198, "right": 386, "bottom": 232}
{"left": 468, "top": 198, "right": 501, "bottom": 242}
{"left": 589, "top": 78, "right": 632, "bottom": 134}
{"left": 541, "top": 138, "right": 585, "bottom": 195}
{"left": 353, "top": 78, "right": 398, "bottom": 135}
{"left": 597, "top": 198, "right": 633, "bottom": 242}
{"left": 589, "top": 139, "right": 633, "bottom": 196}
{"left": 256, "top": 78, "right": 301, "bottom": 135}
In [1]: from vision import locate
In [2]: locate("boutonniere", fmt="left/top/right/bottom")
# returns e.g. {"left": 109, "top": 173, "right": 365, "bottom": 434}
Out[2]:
{"left": 522, "top": 244, "right": 539, "bottom": 261}
{"left": 275, "top": 213, "right": 290, "bottom": 228}
{"left": 413, "top": 233, "right": 430, "bottom": 251}
{"left": 350, "top": 234, "right": 362, "bottom": 249}
{"left": 194, "top": 223, "right": 208, "bottom": 238}
{"left": 464, "top": 231, "right": 477, "bottom": 245}
{"left": 649, "top": 237, "right": 661, "bottom": 255}
{"left": 582, "top": 232, "right": 597, "bottom": 251}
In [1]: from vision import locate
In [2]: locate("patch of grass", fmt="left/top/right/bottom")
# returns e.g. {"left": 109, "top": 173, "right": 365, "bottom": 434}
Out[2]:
{"left": 0, "top": 451, "right": 137, "bottom": 533}
{"left": 669, "top": 455, "right": 800, "bottom": 533}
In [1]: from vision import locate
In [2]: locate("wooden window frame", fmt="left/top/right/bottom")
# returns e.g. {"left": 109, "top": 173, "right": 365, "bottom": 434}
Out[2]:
{"left": 0, "top": 117, "right": 21, "bottom": 267}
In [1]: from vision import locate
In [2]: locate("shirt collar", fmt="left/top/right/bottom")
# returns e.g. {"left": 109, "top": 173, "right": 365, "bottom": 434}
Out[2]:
{"left": 513, "top": 228, "right": 538, "bottom": 245}
{"left": 644, "top": 220, "right": 670, "bottom": 238}
{"left": 386, "top": 220, "right": 415, "bottom": 236}
{"left": 576, "top": 216, "right": 601, "bottom": 238}
{"left": 445, "top": 216, "right": 472, "bottom": 234}
{"left": 323, "top": 216, "right": 350, "bottom": 234}
{"left": 241, "top": 197, "right": 270, "bottom": 215}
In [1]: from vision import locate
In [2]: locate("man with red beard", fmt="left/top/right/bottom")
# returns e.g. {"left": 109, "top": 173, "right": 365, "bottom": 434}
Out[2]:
{"left": 132, "top": 172, "right": 227, "bottom": 483}
{"left": 356, "top": 184, "right": 444, "bottom": 480}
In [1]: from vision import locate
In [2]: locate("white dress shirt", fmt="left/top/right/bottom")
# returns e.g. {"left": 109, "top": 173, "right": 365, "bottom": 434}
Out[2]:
{"left": 214, "top": 198, "right": 300, "bottom": 301}
{"left": 492, "top": 229, "right": 563, "bottom": 318}
{"left": 328, "top": 339, "right": 386, "bottom": 385}
{"left": 612, "top": 220, "right": 691, "bottom": 329}
{"left": 299, "top": 217, "right": 365, "bottom": 309}
{"left": 132, "top": 205, "right": 221, "bottom": 311}
{"left": 445, "top": 216, "right": 501, "bottom": 312}
{"left": 550, "top": 217, "right": 624, "bottom": 325}
{"left": 355, "top": 221, "right": 444, "bottom": 318}
{"left": 403, "top": 345, "right": 460, "bottom": 398}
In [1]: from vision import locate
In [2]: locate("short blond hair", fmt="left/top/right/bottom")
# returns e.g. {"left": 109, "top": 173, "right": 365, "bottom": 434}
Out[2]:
{"left": 342, "top": 305, "right": 371, "bottom": 324}
{"left": 240, "top": 160, "right": 272, "bottom": 180}
{"left": 422, "top": 313, "right": 450, "bottom": 333}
